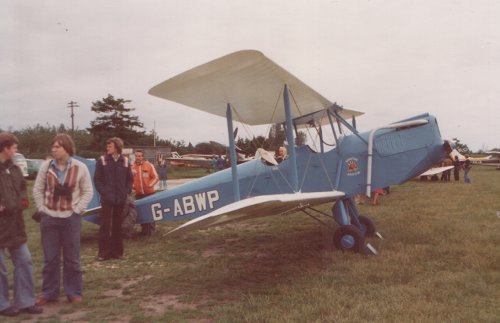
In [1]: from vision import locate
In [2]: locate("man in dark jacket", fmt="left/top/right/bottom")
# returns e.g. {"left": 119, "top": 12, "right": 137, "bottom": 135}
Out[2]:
{"left": 0, "top": 133, "right": 43, "bottom": 317}
{"left": 94, "top": 137, "right": 133, "bottom": 261}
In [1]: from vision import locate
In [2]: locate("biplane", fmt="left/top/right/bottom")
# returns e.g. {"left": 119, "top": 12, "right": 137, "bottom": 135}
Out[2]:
{"left": 83, "top": 50, "right": 446, "bottom": 254}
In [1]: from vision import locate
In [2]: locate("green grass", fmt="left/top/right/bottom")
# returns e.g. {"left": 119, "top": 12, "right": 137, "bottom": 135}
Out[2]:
{"left": 4, "top": 167, "right": 500, "bottom": 322}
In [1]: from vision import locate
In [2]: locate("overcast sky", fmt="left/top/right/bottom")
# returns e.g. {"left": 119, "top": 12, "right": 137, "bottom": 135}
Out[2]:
{"left": 1, "top": 0, "right": 499, "bottom": 151}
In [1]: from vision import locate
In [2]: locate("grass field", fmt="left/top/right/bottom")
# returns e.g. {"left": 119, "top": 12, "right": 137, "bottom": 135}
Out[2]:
{"left": 4, "top": 167, "right": 500, "bottom": 322}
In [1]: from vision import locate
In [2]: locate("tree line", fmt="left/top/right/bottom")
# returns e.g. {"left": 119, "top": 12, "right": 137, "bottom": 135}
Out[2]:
{"left": 3, "top": 94, "right": 306, "bottom": 159}
{"left": 6, "top": 94, "right": 486, "bottom": 158}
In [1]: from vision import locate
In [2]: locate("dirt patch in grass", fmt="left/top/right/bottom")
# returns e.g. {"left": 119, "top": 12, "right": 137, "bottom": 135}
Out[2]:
{"left": 202, "top": 247, "right": 221, "bottom": 258}
{"left": 102, "top": 275, "right": 153, "bottom": 298}
{"left": 141, "top": 294, "right": 197, "bottom": 315}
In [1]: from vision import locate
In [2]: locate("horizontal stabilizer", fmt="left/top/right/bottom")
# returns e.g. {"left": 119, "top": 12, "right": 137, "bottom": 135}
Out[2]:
{"left": 167, "top": 191, "right": 345, "bottom": 236}
{"left": 420, "top": 166, "right": 454, "bottom": 177}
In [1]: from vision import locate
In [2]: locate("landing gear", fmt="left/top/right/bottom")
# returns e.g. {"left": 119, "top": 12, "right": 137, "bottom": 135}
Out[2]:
{"left": 333, "top": 225, "right": 365, "bottom": 253}
{"left": 302, "top": 197, "right": 380, "bottom": 254}
{"left": 358, "top": 215, "right": 376, "bottom": 237}
{"left": 330, "top": 198, "right": 381, "bottom": 254}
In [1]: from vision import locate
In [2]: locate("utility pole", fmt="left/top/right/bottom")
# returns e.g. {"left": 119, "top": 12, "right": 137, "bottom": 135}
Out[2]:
{"left": 67, "top": 101, "right": 79, "bottom": 132}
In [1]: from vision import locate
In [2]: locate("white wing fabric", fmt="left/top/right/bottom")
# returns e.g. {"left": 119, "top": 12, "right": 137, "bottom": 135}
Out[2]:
{"left": 167, "top": 191, "right": 345, "bottom": 236}
{"left": 419, "top": 166, "right": 454, "bottom": 177}
{"left": 149, "top": 50, "right": 362, "bottom": 125}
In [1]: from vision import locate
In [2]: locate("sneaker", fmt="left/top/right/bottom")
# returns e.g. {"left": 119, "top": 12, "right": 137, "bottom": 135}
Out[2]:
{"left": 19, "top": 305, "right": 43, "bottom": 314}
{"left": 0, "top": 306, "right": 18, "bottom": 317}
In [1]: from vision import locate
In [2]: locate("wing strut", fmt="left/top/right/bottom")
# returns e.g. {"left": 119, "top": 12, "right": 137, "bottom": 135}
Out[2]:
{"left": 226, "top": 104, "right": 240, "bottom": 201}
{"left": 284, "top": 84, "right": 299, "bottom": 192}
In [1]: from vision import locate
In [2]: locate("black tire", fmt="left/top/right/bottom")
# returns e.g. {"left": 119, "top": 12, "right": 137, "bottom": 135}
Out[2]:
{"left": 358, "top": 215, "right": 376, "bottom": 237}
{"left": 333, "top": 225, "right": 365, "bottom": 253}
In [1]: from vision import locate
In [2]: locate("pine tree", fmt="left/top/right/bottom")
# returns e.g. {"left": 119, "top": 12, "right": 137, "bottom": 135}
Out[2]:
{"left": 88, "top": 94, "right": 144, "bottom": 149}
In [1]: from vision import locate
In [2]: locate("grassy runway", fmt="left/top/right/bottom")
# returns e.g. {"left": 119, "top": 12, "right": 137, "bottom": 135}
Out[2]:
{"left": 5, "top": 167, "right": 500, "bottom": 322}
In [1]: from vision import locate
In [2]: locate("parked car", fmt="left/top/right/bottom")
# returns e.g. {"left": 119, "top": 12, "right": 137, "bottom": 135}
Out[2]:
{"left": 13, "top": 153, "right": 29, "bottom": 177}
{"left": 26, "top": 158, "right": 44, "bottom": 179}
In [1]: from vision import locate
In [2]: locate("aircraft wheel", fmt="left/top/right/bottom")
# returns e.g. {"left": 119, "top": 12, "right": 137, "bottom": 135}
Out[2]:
{"left": 333, "top": 225, "right": 365, "bottom": 253}
{"left": 358, "top": 215, "right": 376, "bottom": 237}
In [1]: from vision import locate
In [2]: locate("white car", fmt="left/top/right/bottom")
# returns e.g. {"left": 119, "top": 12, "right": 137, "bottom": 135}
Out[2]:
{"left": 14, "top": 153, "right": 29, "bottom": 177}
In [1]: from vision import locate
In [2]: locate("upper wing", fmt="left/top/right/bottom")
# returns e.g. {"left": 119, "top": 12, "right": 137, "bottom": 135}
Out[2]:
{"left": 420, "top": 166, "right": 454, "bottom": 176}
{"left": 167, "top": 191, "right": 345, "bottom": 236}
{"left": 149, "top": 50, "right": 362, "bottom": 126}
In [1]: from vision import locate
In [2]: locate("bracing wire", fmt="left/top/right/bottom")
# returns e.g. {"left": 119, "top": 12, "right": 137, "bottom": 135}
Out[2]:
{"left": 224, "top": 86, "right": 341, "bottom": 196}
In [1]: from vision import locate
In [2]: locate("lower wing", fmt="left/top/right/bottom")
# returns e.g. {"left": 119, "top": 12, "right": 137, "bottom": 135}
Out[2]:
{"left": 167, "top": 191, "right": 345, "bottom": 236}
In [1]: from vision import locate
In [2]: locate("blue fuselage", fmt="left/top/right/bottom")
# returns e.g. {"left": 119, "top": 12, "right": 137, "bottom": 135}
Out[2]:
{"left": 131, "top": 113, "right": 444, "bottom": 224}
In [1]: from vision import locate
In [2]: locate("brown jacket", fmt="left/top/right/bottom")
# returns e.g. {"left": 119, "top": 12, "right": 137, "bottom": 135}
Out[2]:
{"left": 0, "top": 160, "right": 28, "bottom": 248}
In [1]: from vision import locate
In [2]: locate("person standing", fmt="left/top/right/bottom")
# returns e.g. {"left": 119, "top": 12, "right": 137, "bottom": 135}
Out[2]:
{"left": 158, "top": 158, "right": 168, "bottom": 190}
{"left": 94, "top": 137, "right": 133, "bottom": 261}
{"left": 441, "top": 158, "right": 452, "bottom": 182}
{"left": 0, "top": 133, "right": 43, "bottom": 317}
{"left": 453, "top": 156, "right": 461, "bottom": 181}
{"left": 33, "top": 134, "right": 93, "bottom": 305}
{"left": 132, "top": 150, "right": 159, "bottom": 235}
{"left": 463, "top": 155, "right": 472, "bottom": 184}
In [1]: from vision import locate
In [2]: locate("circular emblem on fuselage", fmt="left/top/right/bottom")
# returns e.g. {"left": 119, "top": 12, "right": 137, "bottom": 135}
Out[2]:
{"left": 346, "top": 157, "right": 361, "bottom": 176}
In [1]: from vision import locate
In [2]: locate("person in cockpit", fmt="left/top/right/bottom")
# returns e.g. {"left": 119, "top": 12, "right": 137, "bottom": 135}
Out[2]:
{"left": 275, "top": 146, "right": 287, "bottom": 164}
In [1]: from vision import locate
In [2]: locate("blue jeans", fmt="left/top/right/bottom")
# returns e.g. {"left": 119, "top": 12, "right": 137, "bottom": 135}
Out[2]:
{"left": 0, "top": 243, "right": 36, "bottom": 311}
{"left": 464, "top": 169, "right": 471, "bottom": 183}
{"left": 40, "top": 213, "right": 82, "bottom": 300}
